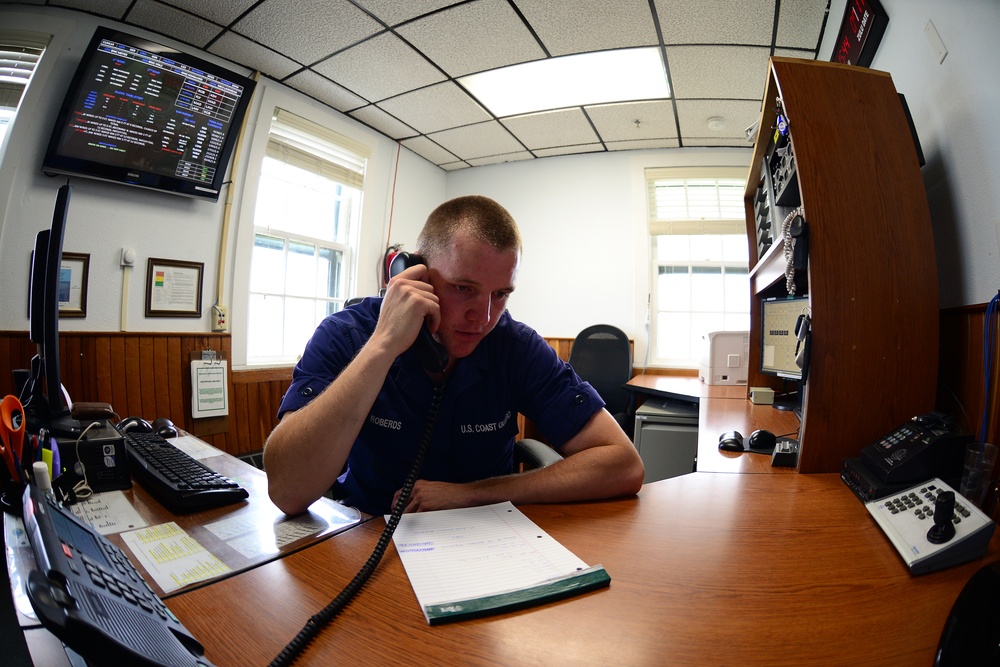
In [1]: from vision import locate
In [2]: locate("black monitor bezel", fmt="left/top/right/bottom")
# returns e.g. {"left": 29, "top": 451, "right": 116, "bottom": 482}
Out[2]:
{"left": 41, "top": 26, "right": 256, "bottom": 201}
{"left": 759, "top": 295, "right": 810, "bottom": 381}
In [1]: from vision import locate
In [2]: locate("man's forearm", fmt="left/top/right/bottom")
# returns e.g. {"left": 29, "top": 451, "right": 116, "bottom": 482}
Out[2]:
{"left": 264, "top": 338, "right": 397, "bottom": 514}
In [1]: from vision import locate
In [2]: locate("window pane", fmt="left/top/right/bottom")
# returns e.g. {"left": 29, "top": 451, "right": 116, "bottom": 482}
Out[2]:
{"left": 725, "top": 312, "right": 751, "bottom": 331}
{"left": 247, "top": 294, "right": 284, "bottom": 359}
{"left": 690, "top": 235, "right": 723, "bottom": 261}
{"left": 318, "top": 247, "right": 343, "bottom": 299}
{"left": 656, "top": 235, "right": 690, "bottom": 262}
{"left": 285, "top": 241, "right": 316, "bottom": 297}
{"left": 251, "top": 235, "right": 285, "bottom": 294}
{"left": 657, "top": 266, "right": 690, "bottom": 310}
{"left": 656, "top": 312, "right": 691, "bottom": 360}
{"left": 284, "top": 297, "right": 316, "bottom": 356}
{"left": 722, "top": 234, "right": 749, "bottom": 262}
{"left": 690, "top": 267, "right": 723, "bottom": 312}
{"left": 724, "top": 269, "right": 749, "bottom": 313}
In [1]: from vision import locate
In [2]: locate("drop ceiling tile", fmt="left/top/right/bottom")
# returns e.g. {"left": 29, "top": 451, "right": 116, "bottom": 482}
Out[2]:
{"left": 397, "top": 0, "right": 545, "bottom": 77}
{"left": 402, "top": 136, "right": 460, "bottom": 165}
{"left": 467, "top": 151, "right": 534, "bottom": 167}
{"left": 516, "top": 0, "right": 658, "bottom": 57}
{"left": 52, "top": 0, "right": 131, "bottom": 18}
{"left": 666, "top": 45, "right": 770, "bottom": 100}
{"left": 774, "top": 48, "right": 817, "bottom": 60}
{"left": 126, "top": 0, "right": 222, "bottom": 49}
{"left": 675, "top": 99, "right": 762, "bottom": 142}
{"left": 586, "top": 100, "right": 677, "bottom": 143}
{"left": 350, "top": 105, "right": 418, "bottom": 140}
{"left": 159, "top": 0, "right": 259, "bottom": 25}
{"left": 284, "top": 69, "right": 368, "bottom": 112}
{"left": 233, "top": 0, "right": 383, "bottom": 65}
{"left": 313, "top": 32, "right": 445, "bottom": 102}
{"left": 427, "top": 120, "right": 524, "bottom": 160}
{"left": 208, "top": 31, "right": 301, "bottom": 80}
{"left": 377, "top": 81, "right": 491, "bottom": 134}
{"left": 776, "top": 0, "right": 829, "bottom": 49}
{"left": 500, "top": 108, "right": 598, "bottom": 150}
{"left": 534, "top": 143, "right": 605, "bottom": 158}
{"left": 353, "top": 0, "right": 464, "bottom": 27}
{"left": 658, "top": 0, "right": 774, "bottom": 46}
{"left": 605, "top": 138, "right": 680, "bottom": 151}
{"left": 440, "top": 161, "right": 471, "bottom": 171}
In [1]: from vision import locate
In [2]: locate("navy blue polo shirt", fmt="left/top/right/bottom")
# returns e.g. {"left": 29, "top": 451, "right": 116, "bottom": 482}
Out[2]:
{"left": 277, "top": 297, "right": 604, "bottom": 515}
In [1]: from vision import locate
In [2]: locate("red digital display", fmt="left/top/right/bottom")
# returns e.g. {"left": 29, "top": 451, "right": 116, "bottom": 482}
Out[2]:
{"left": 831, "top": 0, "right": 889, "bottom": 68}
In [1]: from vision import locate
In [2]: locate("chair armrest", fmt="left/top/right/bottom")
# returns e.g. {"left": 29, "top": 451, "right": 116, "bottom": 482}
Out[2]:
{"left": 514, "top": 438, "right": 564, "bottom": 470}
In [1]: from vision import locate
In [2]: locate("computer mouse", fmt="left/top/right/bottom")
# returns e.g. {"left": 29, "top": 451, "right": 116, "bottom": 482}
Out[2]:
{"left": 152, "top": 417, "right": 178, "bottom": 438}
{"left": 747, "top": 429, "right": 777, "bottom": 453}
{"left": 118, "top": 416, "right": 153, "bottom": 434}
{"left": 718, "top": 430, "right": 744, "bottom": 452}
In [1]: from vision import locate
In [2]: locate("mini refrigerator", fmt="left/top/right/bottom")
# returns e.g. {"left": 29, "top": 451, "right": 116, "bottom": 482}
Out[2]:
{"left": 633, "top": 398, "right": 699, "bottom": 483}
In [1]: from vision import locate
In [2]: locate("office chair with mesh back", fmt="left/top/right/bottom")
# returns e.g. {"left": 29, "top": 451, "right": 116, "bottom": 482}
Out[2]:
{"left": 568, "top": 325, "right": 633, "bottom": 431}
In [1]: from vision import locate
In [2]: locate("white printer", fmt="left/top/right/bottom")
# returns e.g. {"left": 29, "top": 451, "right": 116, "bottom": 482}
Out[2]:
{"left": 698, "top": 331, "right": 750, "bottom": 386}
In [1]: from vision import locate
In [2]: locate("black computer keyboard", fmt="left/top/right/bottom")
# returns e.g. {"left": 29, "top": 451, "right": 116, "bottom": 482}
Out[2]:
{"left": 124, "top": 431, "right": 248, "bottom": 513}
{"left": 22, "top": 485, "right": 216, "bottom": 666}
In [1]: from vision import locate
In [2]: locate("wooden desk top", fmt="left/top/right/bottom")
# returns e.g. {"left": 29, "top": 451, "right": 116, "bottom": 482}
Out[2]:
{"left": 5, "top": 437, "right": 359, "bottom": 616}
{"left": 626, "top": 374, "right": 748, "bottom": 402}
{"left": 696, "top": 397, "right": 802, "bottom": 473}
{"left": 166, "top": 473, "right": 999, "bottom": 666}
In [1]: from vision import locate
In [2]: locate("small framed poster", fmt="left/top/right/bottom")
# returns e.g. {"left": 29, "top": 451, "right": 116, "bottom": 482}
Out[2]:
{"left": 145, "top": 258, "right": 204, "bottom": 318}
{"left": 27, "top": 251, "right": 90, "bottom": 318}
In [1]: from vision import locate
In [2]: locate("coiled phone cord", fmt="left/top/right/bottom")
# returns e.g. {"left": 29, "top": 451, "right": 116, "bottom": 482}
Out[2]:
{"left": 268, "top": 382, "right": 445, "bottom": 667}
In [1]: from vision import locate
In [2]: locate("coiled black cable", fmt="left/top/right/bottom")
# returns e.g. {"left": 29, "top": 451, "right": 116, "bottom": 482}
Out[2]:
{"left": 268, "top": 382, "right": 445, "bottom": 667}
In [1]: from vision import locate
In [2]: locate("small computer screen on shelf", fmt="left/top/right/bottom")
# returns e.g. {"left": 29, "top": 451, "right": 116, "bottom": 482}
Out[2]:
{"left": 760, "top": 296, "right": 809, "bottom": 379}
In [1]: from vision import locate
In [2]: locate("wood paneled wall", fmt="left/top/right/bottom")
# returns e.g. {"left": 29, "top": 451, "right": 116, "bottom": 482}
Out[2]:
{"left": 0, "top": 331, "right": 291, "bottom": 456}
{"left": 4, "top": 310, "right": 993, "bottom": 476}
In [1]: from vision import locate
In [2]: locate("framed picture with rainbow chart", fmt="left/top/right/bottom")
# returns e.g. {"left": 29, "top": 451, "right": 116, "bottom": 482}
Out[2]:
{"left": 145, "top": 257, "right": 203, "bottom": 318}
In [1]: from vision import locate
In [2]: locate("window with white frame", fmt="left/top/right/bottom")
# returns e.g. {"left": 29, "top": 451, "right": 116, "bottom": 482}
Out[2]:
{"left": 646, "top": 168, "right": 750, "bottom": 368}
{"left": 0, "top": 36, "right": 45, "bottom": 149}
{"left": 247, "top": 109, "right": 368, "bottom": 366}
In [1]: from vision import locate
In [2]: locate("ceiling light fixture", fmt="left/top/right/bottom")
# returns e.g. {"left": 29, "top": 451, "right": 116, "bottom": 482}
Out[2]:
{"left": 459, "top": 47, "right": 670, "bottom": 118}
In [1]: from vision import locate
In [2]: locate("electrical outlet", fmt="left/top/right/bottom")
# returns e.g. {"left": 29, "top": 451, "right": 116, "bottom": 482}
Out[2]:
{"left": 212, "top": 305, "right": 228, "bottom": 332}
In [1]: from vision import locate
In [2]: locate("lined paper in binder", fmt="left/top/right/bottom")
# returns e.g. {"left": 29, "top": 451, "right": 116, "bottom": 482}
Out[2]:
{"left": 391, "top": 502, "right": 610, "bottom": 624}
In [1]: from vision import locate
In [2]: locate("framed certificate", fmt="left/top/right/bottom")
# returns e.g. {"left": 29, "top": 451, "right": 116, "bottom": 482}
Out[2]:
{"left": 145, "top": 258, "right": 204, "bottom": 318}
{"left": 28, "top": 251, "right": 90, "bottom": 317}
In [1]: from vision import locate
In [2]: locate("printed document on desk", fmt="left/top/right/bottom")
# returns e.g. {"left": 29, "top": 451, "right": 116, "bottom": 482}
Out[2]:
{"left": 391, "top": 501, "right": 610, "bottom": 624}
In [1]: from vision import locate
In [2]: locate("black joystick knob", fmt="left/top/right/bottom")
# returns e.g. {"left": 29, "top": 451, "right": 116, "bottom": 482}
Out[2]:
{"left": 927, "top": 491, "right": 957, "bottom": 544}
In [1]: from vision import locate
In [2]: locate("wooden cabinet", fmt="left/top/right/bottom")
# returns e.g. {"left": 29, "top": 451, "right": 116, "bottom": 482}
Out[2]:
{"left": 743, "top": 57, "right": 939, "bottom": 473}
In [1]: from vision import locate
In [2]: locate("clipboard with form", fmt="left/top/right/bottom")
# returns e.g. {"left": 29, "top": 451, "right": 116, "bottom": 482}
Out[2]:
{"left": 390, "top": 501, "right": 610, "bottom": 624}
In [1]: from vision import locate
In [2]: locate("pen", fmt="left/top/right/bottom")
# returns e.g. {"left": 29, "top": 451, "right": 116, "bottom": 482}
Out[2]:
{"left": 49, "top": 436, "right": 61, "bottom": 480}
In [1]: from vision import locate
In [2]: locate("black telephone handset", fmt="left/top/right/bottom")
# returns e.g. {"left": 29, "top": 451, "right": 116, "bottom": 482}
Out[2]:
{"left": 860, "top": 411, "right": 972, "bottom": 484}
{"left": 387, "top": 252, "right": 449, "bottom": 372}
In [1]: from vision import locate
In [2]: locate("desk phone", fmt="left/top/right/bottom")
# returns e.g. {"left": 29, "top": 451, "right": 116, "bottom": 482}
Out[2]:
{"left": 865, "top": 478, "right": 995, "bottom": 575}
{"left": 20, "top": 484, "right": 215, "bottom": 666}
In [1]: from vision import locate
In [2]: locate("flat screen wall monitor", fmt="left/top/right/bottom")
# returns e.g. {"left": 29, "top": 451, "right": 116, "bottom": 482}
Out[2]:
{"left": 42, "top": 27, "right": 256, "bottom": 201}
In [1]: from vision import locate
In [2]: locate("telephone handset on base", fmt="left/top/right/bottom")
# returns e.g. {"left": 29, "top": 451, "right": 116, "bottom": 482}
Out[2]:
{"left": 388, "top": 252, "right": 449, "bottom": 372}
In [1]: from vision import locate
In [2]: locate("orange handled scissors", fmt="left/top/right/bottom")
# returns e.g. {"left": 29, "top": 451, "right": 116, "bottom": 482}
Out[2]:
{"left": 0, "top": 395, "right": 26, "bottom": 484}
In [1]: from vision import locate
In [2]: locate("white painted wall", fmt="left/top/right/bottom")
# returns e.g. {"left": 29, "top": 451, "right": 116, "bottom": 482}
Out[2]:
{"left": 821, "top": 0, "right": 1000, "bottom": 307}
